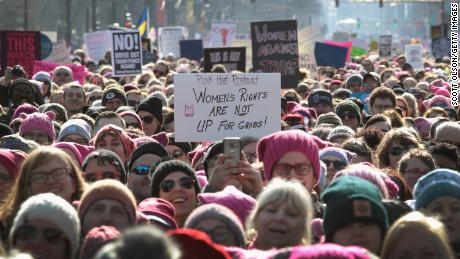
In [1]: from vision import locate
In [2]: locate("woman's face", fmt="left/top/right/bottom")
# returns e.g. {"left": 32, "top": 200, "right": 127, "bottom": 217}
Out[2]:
{"left": 194, "top": 218, "right": 238, "bottom": 247}
{"left": 138, "top": 110, "right": 161, "bottom": 136}
{"left": 388, "top": 139, "right": 412, "bottom": 169}
{"left": 14, "top": 219, "right": 68, "bottom": 259}
{"left": 400, "top": 157, "right": 430, "bottom": 191}
{"left": 159, "top": 172, "right": 197, "bottom": 220}
{"left": 272, "top": 151, "right": 315, "bottom": 192}
{"left": 396, "top": 100, "right": 408, "bottom": 117}
{"left": 321, "top": 156, "right": 347, "bottom": 186}
{"left": 254, "top": 201, "right": 305, "bottom": 249}
{"left": 426, "top": 197, "right": 460, "bottom": 243}
{"left": 0, "top": 164, "right": 14, "bottom": 202}
{"left": 27, "top": 156, "right": 76, "bottom": 202}
{"left": 96, "top": 134, "right": 127, "bottom": 163}
{"left": 388, "top": 227, "right": 440, "bottom": 259}
{"left": 22, "top": 129, "right": 51, "bottom": 146}
{"left": 82, "top": 198, "right": 131, "bottom": 235}
{"left": 332, "top": 222, "right": 382, "bottom": 254}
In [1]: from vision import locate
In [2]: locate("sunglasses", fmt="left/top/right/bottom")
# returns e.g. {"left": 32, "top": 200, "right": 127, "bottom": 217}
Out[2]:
{"left": 55, "top": 72, "right": 70, "bottom": 77}
{"left": 389, "top": 146, "right": 407, "bottom": 156}
{"left": 153, "top": 69, "right": 166, "bottom": 77}
{"left": 83, "top": 171, "right": 120, "bottom": 182}
{"left": 15, "top": 225, "right": 64, "bottom": 245}
{"left": 141, "top": 115, "right": 154, "bottom": 124}
{"left": 340, "top": 111, "right": 357, "bottom": 120}
{"left": 322, "top": 159, "right": 347, "bottom": 170}
{"left": 160, "top": 177, "right": 195, "bottom": 193}
{"left": 131, "top": 165, "right": 151, "bottom": 176}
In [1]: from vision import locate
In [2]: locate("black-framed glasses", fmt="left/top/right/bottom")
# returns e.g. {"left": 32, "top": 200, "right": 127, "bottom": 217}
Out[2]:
{"left": 389, "top": 146, "right": 408, "bottom": 156}
{"left": 322, "top": 159, "right": 347, "bottom": 170}
{"left": 169, "top": 150, "right": 185, "bottom": 159}
{"left": 140, "top": 115, "right": 154, "bottom": 124}
{"left": 273, "top": 163, "right": 312, "bottom": 176}
{"left": 30, "top": 167, "right": 71, "bottom": 184}
{"left": 160, "top": 177, "right": 195, "bottom": 193}
{"left": 83, "top": 171, "right": 121, "bottom": 182}
{"left": 131, "top": 165, "right": 151, "bottom": 177}
{"left": 15, "top": 225, "right": 65, "bottom": 245}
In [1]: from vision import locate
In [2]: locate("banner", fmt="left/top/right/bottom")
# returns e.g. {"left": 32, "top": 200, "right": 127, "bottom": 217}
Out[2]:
{"left": 110, "top": 30, "right": 142, "bottom": 76}
{"left": 210, "top": 20, "right": 237, "bottom": 47}
{"left": 84, "top": 30, "right": 112, "bottom": 63}
{"left": 405, "top": 44, "right": 424, "bottom": 70}
{"left": 251, "top": 20, "right": 299, "bottom": 89}
{"left": 324, "top": 40, "right": 352, "bottom": 62}
{"left": 174, "top": 73, "right": 281, "bottom": 142}
{"left": 180, "top": 40, "right": 204, "bottom": 61}
{"left": 0, "top": 31, "right": 41, "bottom": 77}
{"left": 32, "top": 61, "right": 85, "bottom": 85}
{"left": 314, "top": 42, "right": 348, "bottom": 68}
{"left": 203, "top": 47, "right": 246, "bottom": 72}
{"left": 158, "top": 26, "right": 186, "bottom": 58}
{"left": 379, "top": 35, "right": 392, "bottom": 57}
{"left": 351, "top": 46, "right": 368, "bottom": 57}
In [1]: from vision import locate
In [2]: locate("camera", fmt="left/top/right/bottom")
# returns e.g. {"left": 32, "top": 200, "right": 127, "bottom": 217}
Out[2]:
{"left": 11, "top": 65, "right": 23, "bottom": 77}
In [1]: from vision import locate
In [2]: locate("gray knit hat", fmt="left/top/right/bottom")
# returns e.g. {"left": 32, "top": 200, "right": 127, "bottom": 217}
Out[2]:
{"left": 327, "top": 126, "right": 355, "bottom": 142}
{"left": 315, "top": 112, "right": 343, "bottom": 128}
{"left": 58, "top": 119, "right": 92, "bottom": 143}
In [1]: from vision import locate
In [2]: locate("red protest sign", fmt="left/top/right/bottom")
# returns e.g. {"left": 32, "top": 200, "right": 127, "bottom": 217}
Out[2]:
{"left": 0, "top": 31, "right": 41, "bottom": 77}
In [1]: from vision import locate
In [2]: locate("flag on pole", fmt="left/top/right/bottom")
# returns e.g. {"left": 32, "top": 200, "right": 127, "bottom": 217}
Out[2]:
{"left": 136, "top": 5, "right": 149, "bottom": 38}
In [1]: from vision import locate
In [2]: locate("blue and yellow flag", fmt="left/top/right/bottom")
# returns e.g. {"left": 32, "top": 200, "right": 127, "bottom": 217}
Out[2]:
{"left": 136, "top": 5, "right": 149, "bottom": 38}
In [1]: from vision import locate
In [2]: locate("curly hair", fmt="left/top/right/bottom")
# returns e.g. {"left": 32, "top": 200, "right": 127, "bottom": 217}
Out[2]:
{"left": 375, "top": 128, "right": 422, "bottom": 169}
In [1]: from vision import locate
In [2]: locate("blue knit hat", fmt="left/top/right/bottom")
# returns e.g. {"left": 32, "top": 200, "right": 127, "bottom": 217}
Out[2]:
{"left": 413, "top": 169, "right": 460, "bottom": 209}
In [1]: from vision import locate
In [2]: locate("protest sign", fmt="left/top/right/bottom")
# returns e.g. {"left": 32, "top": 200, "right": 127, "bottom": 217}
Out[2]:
{"left": 210, "top": 20, "right": 237, "bottom": 47}
{"left": 174, "top": 73, "right": 281, "bottom": 142}
{"left": 0, "top": 31, "right": 41, "bottom": 77}
{"left": 158, "top": 26, "right": 186, "bottom": 58}
{"left": 180, "top": 40, "right": 203, "bottom": 61}
{"left": 233, "top": 39, "right": 252, "bottom": 69}
{"left": 351, "top": 46, "right": 368, "bottom": 57}
{"left": 110, "top": 30, "right": 142, "bottom": 76}
{"left": 405, "top": 44, "right": 424, "bottom": 70}
{"left": 251, "top": 20, "right": 299, "bottom": 89}
{"left": 298, "top": 25, "right": 323, "bottom": 79}
{"left": 332, "top": 31, "right": 351, "bottom": 42}
{"left": 203, "top": 47, "right": 246, "bottom": 72}
{"left": 33, "top": 60, "right": 85, "bottom": 85}
{"left": 84, "top": 30, "right": 112, "bottom": 63}
{"left": 324, "top": 40, "right": 352, "bottom": 61}
{"left": 46, "top": 42, "right": 71, "bottom": 64}
{"left": 379, "top": 35, "right": 392, "bottom": 57}
{"left": 431, "top": 37, "right": 450, "bottom": 59}
{"left": 314, "top": 42, "right": 348, "bottom": 68}
{"left": 41, "top": 33, "right": 53, "bottom": 60}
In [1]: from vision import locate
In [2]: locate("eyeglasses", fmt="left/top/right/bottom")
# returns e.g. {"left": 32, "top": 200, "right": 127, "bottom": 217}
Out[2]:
{"left": 340, "top": 111, "right": 357, "bottom": 120}
{"left": 15, "top": 225, "right": 64, "bottom": 245}
{"left": 389, "top": 146, "right": 408, "bottom": 156}
{"left": 164, "top": 123, "right": 175, "bottom": 132}
{"left": 30, "top": 167, "right": 71, "bottom": 184}
{"left": 55, "top": 72, "right": 70, "bottom": 77}
{"left": 322, "top": 159, "right": 347, "bottom": 170}
{"left": 160, "top": 176, "right": 195, "bottom": 193}
{"left": 169, "top": 150, "right": 185, "bottom": 159}
{"left": 0, "top": 174, "right": 11, "bottom": 185}
{"left": 131, "top": 165, "right": 151, "bottom": 176}
{"left": 273, "top": 163, "right": 312, "bottom": 176}
{"left": 83, "top": 171, "right": 120, "bottom": 182}
{"left": 140, "top": 115, "right": 154, "bottom": 124}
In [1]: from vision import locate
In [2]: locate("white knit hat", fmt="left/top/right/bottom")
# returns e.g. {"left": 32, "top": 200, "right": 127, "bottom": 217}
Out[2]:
{"left": 9, "top": 193, "right": 80, "bottom": 258}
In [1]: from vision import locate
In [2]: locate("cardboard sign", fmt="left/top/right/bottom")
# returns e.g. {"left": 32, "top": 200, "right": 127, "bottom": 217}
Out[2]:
{"left": 324, "top": 40, "right": 352, "bottom": 61}
{"left": 84, "top": 30, "right": 112, "bottom": 63}
{"left": 158, "top": 26, "right": 186, "bottom": 58}
{"left": 233, "top": 39, "right": 252, "bottom": 69}
{"left": 314, "top": 42, "right": 348, "bottom": 68}
{"left": 0, "top": 31, "right": 41, "bottom": 77}
{"left": 251, "top": 20, "right": 299, "bottom": 89}
{"left": 180, "top": 40, "right": 204, "bottom": 61}
{"left": 210, "top": 20, "right": 237, "bottom": 47}
{"left": 32, "top": 60, "right": 85, "bottom": 85}
{"left": 203, "top": 47, "right": 246, "bottom": 72}
{"left": 432, "top": 37, "right": 450, "bottom": 59}
{"left": 110, "top": 30, "right": 142, "bottom": 76}
{"left": 379, "top": 35, "right": 392, "bottom": 57}
{"left": 46, "top": 42, "right": 71, "bottom": 64}
{"left": 298, "top": 26, "right": 322, "bottom": 79}
{"left": 405, "top": 44, "right": 424, "bottom": 70}
{"left": 174, "top": 73, "right": 281, "bottom": 142}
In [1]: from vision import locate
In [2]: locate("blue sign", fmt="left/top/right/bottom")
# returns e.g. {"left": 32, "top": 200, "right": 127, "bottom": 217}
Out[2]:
{"left": 179, "top": 40, "right": 203, "bottom": 61}
{"left": 41, "top": 33, "right": 53, "bottom": 60}
{"left": 314, "top": 42, "right": 348, "bottom": 68}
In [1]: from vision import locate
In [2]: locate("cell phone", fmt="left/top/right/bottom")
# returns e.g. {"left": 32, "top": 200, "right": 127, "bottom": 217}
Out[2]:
{"left": 223, "top": 137, "right": 241, "bottom": 167}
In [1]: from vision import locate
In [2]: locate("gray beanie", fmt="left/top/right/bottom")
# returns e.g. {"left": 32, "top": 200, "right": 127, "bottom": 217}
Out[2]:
{"left": 327, "top": 125, "right": 355, "bottom": 142}
{"left": 315, "top": 112, "right": 343, "bottom": 128}
{"left": 58, "top": 119, "right": 92, "bottom": 143}
{"left": 184, "top": 203, "right": 246, "bottom": 247}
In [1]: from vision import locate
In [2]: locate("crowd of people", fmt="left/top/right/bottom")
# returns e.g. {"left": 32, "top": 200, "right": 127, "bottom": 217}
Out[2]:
{"left": 0, "top": 45, "right": 458, "bottom": 259}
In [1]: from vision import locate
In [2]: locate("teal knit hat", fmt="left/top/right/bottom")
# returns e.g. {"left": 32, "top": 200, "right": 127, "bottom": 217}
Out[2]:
{"left": 413, "top": 169, "right": 460, "bottom": 209}
{"left": 321, "top": 176, "right": 388, "bottom": 242}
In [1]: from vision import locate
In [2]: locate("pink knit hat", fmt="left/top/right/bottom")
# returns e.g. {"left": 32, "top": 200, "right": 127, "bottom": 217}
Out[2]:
{"left": 423, "top": 95, "right": 452, "bottom": 109}
{"left": 137, "top": 198, "right": 178, "bottom": 230}
{"left": 91, "top": 125, "right": 134, "bottom": 158}
{"left": 283, "top": 243, "right": 372, "bottom": 259}
{"left": 79, "top": 226, "right": 120, "bottom": 259}
{"left": 12, "top": 103, "right": 38, "bottom": 120}
{"left": 198, "top": 185, "right": 257, "bottom": 225}
{"left": 19, "top": 112, "right": 56, "bottom": 143}
{"left": 0, "top": 149, "right": 27, "bottom": 177}
{"left": 257, "top": 130, "right": 323, "bottom": 183}
{"left": 52, "top": 142, "right": 95, "bottom": 167}
{"left": 119, "top": 111, "right": 143, "bottom": 130}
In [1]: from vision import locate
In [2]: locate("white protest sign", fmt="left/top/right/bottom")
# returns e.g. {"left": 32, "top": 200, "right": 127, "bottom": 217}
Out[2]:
{"left": 405, "top": 44, "right": 424, "bottom": 70}
{"left": 298, "top": 25, "right": 323, "bottom": 79}
{"left": 174, "top": 73, "right": 281, "bottom": 142}
{"left": 379, "top": 35, "right": 392, "bottom": 57}
{"left": 110, "top": 30, "right": 142, "bottom": 76}
{"left": 84, "top": 30, "right": 112, "bottom": 63}
{"left": 158, "top": 26, "right": 186, "bottom": 58}
{"left": 210, "top": 20, "right": 237, "bottom": 47}
{"left": 46, "top": 42, "right": 71, "bottom": 64}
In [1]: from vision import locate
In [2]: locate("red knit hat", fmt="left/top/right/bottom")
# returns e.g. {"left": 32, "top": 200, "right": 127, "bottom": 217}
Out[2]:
{"left": 0, "top": 149, "right": 27, "bottom": 177}
{"left": 52, "top": 142, "right": 95, "bottom": 167}
{"left": 119, "top": 111, "right": 143, "bottom": 130}
{"left": 91, "top": 125, "right": 134, "bottom": 159}
{"left": 168, "top": 229, "right": 232, "bottom": 259}
{"left": 79, "top": 226, "right": 120, "bottom": 259}
{"left": 19, "top": 111, "right": 56, "bottom": 143}
{"left": 257, "top": 130, "right": 323, "bottom": 183}
{"left": 137, "top": 198, "right": 178, "bottom": 230}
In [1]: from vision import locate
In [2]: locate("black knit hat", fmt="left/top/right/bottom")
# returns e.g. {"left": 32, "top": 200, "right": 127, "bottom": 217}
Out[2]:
{"left": 151, "top": 160, "right": 201, "bottom": 197}
{"left": 201, "top": 141, "right": 224, "bottom": 175}
{"left": 102, "top": 87, "right": 127, "bottom": 106}
{"left": 136, "top": 96, "right": 164, "bottom": 122}
{"left": 82, "top": 149, "right": 127, "bottom": 183}
{"left": 167, "top": 133, "right": 192, "bottom": 154}
{"left": 128, "top": 141, "right": 169, "bottom": 171}
{"left": 307, "top": 89, "right": 332, "bottom": 107}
